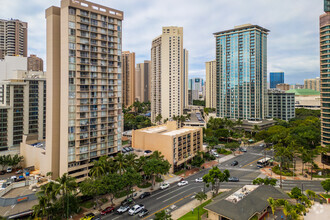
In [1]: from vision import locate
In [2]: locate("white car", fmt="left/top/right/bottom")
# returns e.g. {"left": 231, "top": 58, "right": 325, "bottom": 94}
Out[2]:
{"left": 177, "top": 180, "right": 188, "bottom": 186}
{"left": 160, "top": 183, "right": 170, "bottom": 190}
{"left": 128, "top": 204, "right": 144, "bottom": 215}
{"left": 7, "top": 167, "right": 12, "bottom": 173}
{"left": 195, "top": 177, "right": 203, "bottom": 183}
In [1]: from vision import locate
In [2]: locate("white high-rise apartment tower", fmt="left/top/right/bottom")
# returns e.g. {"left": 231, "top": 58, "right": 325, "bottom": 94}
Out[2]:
{"left": 151, "top": 27, "right": 183, "bottom": 122}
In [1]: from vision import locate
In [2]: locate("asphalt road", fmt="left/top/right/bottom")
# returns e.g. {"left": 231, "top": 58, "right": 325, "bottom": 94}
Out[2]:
{"left": 101, "top": 145, "right": 324, "bottom": 220}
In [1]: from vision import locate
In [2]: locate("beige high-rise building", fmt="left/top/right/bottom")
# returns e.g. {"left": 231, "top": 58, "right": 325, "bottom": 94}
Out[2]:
{"left": 0, "top": 19, "right": 27, "bottom": 59}
{"left": 45, "top": 0, "right": 123, "bottom": 181}
{"left": 135, "top": 60, "right": 151, "bottom": 103}
{"left": 205, "top": 60, "right": 216, "bottom": 109}
{"left": 276, "top": 83, "right": 290, "bottom": 91}
{"left": 122, "top": 51, "right": 135, "bottom": 107}
{"left": 304, "top": 77, "right": 320, "bottom": 92}
{"left": 0, "top": 71, "right": 46, "bottom": 151}
{"left": 28, "top": 54, "right": 44, "bottom": 71}
{"left": 183, "top": 49, "right": 188, "bottom": 108}
{"left": 151, "top": 26, "right": 183, "bottom": 123}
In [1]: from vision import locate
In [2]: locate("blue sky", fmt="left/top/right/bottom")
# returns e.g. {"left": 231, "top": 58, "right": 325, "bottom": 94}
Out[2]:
{"left": 1, "top": 0, "right": 323, "bottom": 84}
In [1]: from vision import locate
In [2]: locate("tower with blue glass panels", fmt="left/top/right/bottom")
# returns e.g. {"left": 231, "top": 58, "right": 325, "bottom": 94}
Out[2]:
{"left": 214, "top": 24, "right": 269, "bottom": 120}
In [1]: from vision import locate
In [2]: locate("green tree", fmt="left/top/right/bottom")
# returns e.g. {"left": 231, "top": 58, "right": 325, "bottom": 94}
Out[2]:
{"left": 203, "top": 166, "right": 230, "bottom": 196}
{"left": 154, "top": 210, "right": 172, "bottom": 220}
{"left": 155, "top": 114, "right": 163, "bottom": 125}
{"left": 114, "top": 153, "right": 127, "bottom": 175}
{"left": 267, "top": 197, "right": 277, "bottom": 218}
{"left": 195, "top": 192, "right": 207, "bottom": 220}
{"left": 80, "top": 178, "right": 106, "bottom": 209}
{"left": 143, "top": 157, "right": 171, "bottom": 189}
{"left": 252, "top": 177, "right": 276, "bottom": 186}
{"left": 89, "top": 155, "right": 108, "bottom": 178}
{"left": 103, "top": 173, "right": 123, "bottom": 205}
{"left": 290, "top": 187, "right": 302, "bottom": 201}
{"left": 122, "top": 167, "right": 142, "bottom": 198}
{"left": 305, "top": 189, "right": 318, "bottom": 200}
{"left": 321, "top": 179, "right": 330, "bottom": 194}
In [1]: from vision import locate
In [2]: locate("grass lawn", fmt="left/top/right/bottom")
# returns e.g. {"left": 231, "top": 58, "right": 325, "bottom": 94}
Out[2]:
{"left": 178, "top": 199, "right": 212, "bottom": 220}
{"left": 138, "top": 182, "right": 152, "bottom": 188}
{"left": 122, "top": 140, "right": 129, "bottom": 145}
{"left": 174, "top": 170, "right": 186, "bottom": 176}
{"left": 81, "top": 200, "right": 96, "bottom": 209}
{"left": 321, "top": 194, "right": 330, "bottom": 198}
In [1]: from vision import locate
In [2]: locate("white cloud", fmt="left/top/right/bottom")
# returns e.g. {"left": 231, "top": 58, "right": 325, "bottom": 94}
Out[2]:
{"left": 1, "top": 0, "right": 323, "bottom": 83}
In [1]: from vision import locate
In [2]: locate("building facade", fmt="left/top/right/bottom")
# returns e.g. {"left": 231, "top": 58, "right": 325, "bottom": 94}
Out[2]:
{"left": 122, "top": 51, "right": 135, "bottom": 107}
{"left": 0, "top": 56, "right": 27, "bottom": 82}
{"left": 151, "top": 27, "right": 183, "bottom": 122}
{"left": 268, "top": 90, "right": 295, "bottom": 121}
{"left": 45, "top": 0, "right": 123, "bottom": 180}
{"left": 206, "top": 60, "right": 216, "bottom": 109}
{"left": 0, "top": 71, "right": 46, "bottom": 151}
{"left": 183, "top": 49, "right": 188, "bottom": 108}
{"left": 0, "top": 19, "right": 28, "bottom": 59}
{"left": 304, "top": 77, "right": 320, "bottom": 92}
{"left": 135, "top": 60, "right": 151, "bottom": 103}
{"left": 215, "top": 24, "right": 269, "bottom": 120}
{"left": 276, "top": 83, "right": 290, "bottom": 91}
{"left": 270, "top": 72, "right": 284, "bottom": 89}
{"left": 132, "top": 121, "right": 203, "bottom": 172}
{"left": 289, "top": 84, "right": 304, "bottom": 90}
{"left": 321, "top": 0, "right": 330, "bottom": 166}
{"left": 28, "top": 54, "right": 44, "bottom": 71}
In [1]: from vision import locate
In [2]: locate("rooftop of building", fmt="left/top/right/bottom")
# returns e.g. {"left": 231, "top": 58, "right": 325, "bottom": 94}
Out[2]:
{"left": 204, "top": 185, "right": 290, "bottom": 220}
{"left": 137, "top": 121, "right": 200, "bottom": 136}
{"left": 286, "top": 89, "right": 320, "bottom": 96}
{"left": 213, "top": 24, "right": 270, "bottom": 36}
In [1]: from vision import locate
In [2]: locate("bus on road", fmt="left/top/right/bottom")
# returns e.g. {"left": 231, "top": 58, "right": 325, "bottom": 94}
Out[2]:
{"left": 257, "top": 157, "right": 272, "bottom": 168}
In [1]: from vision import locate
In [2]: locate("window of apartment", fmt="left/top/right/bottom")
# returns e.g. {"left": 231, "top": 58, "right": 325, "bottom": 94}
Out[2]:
{"left": 69, "top": 22, "right": 76, "bottom": 29}
{"left": 69, "top": 8, "right": 76, "bottom": 15}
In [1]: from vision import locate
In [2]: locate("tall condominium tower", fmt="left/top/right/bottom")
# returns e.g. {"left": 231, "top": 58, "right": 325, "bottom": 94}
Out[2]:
{"left": 270, "top": 72, "right": 284, "bottom": 88}
{"left": 0, "top": 71, "right": 46, "bottom": 151}
{"left": 304, "top": 77, "right": 320, "bottom": 92}
{"left": 135, "top": 60, "right": 151, "bottom": 103}
{"left": 28, "top": 54, "right": 44, "bottom": 71}
{"left": 45, "top": 0, "right": 123, "bottom": 180}
{"left": 122, "top": 51, "right": 135, "bottom": 107}
{"left": 320, "top": 0, "right": 330, "bottom": 165}
{"left": 0, "top": 19, "right": 27, "bottom": 59}
{"left": 205, "top": 60, "right": 216, "bottom": 109}
{"left": 214, "top": 24, "right": 269, "bottom": 120}
{"left": 151, "top": 27, "right": 183, "bottom": 122}
{"left": 183, "top": 49, "right": 188, "bottom": 108}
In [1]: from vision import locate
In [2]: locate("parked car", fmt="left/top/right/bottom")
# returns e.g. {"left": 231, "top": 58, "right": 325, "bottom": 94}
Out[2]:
{"left": 138, "top": 209, "right": 149, "bottom": 218}
{"left": 228, "top": 177, "right": 239, "bottom": 182}
{"left": 0, "top": 170, "right": 5, "bottom": 175}
{"left": 160, "top": 183, "right": 170, "bottom": 190}
{"left": 231, "top": 160, "right": 238, "bottom": 166}
{"left": 80, "top": 213, "right": 95, "bottom": 220}
{"left": 128, "top": 192, "right": 138, "bottom": 198}
{"left": 116, "top": 205, "right": 130, "bottom": 214}
{"left": 195, "top": 177, "right": 203, "bottom": 183}
{"left": 16, "top": 169, "right": 23, "bottom": 174}
{"left": 101, "top": 206, "right": 115, "bottom": 215}
{"left": 239, "top": 147, "right": 247, "bottom": 152}
{"left": 178, "top": 180, "right": 188, "bottom": 186}
{"left": 16, "top": 175, "right": 25, "bottom": 182}
{"left": 139, "top": 192, "right": 151, "bottom": 199}
{"left": 7, "top": 167, "right": 12, "bottom": 173}
{"left": 121, "top": 197, "right": 134, "bottom": 206}
{"left": 128, "top": 204, "right": 144, "bottom": 215}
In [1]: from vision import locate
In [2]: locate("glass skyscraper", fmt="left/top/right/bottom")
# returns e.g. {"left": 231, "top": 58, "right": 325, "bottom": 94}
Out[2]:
{"left": 270, "top": 72, "right": 284, "bottom": 88}
{"left": 214, "top": 24, "right": 269, "bottom": 120}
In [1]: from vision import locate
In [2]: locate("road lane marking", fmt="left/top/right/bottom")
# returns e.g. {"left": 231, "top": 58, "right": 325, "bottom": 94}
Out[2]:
{"left": 162, "top": 187, "right": 199, "bottom": 203}
{"left": 156, "top": 185, "right": 189, "bottom": 200}
{"left": 242, "top": 156, "right": 264, "bottom": 168}
{"left": 142, "top": 193, "right": 194, "bottom": 220}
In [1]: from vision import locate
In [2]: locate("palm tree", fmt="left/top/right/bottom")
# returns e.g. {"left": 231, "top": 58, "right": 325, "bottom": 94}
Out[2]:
{"left": 55, "top": 173, "right": 78, "bottom": 219}
{"left": 275, "top": 145, "right": 289, "bottom": 189}
{"left": 155, "top": 114, "right": 162, "bottom": 125}
{"left": 305, "top": 189, "right": 317, "bottom": 201}
{"left": 195, "top": 192, "right": 207, "bottom": 220}
{"left": 298, "top": 147, "right": 309, "bottom": 175}
{"left": 89, "top": 155, "right": 108, "bottom": 178}
{"left": 114, "top": 153, "right": 127, "bottom": 175}
{"left": 125, "top": 153, "right": 138, "bottom": 171}
{"left": 267, "top": 197, "right": 277, "bottom": 218}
